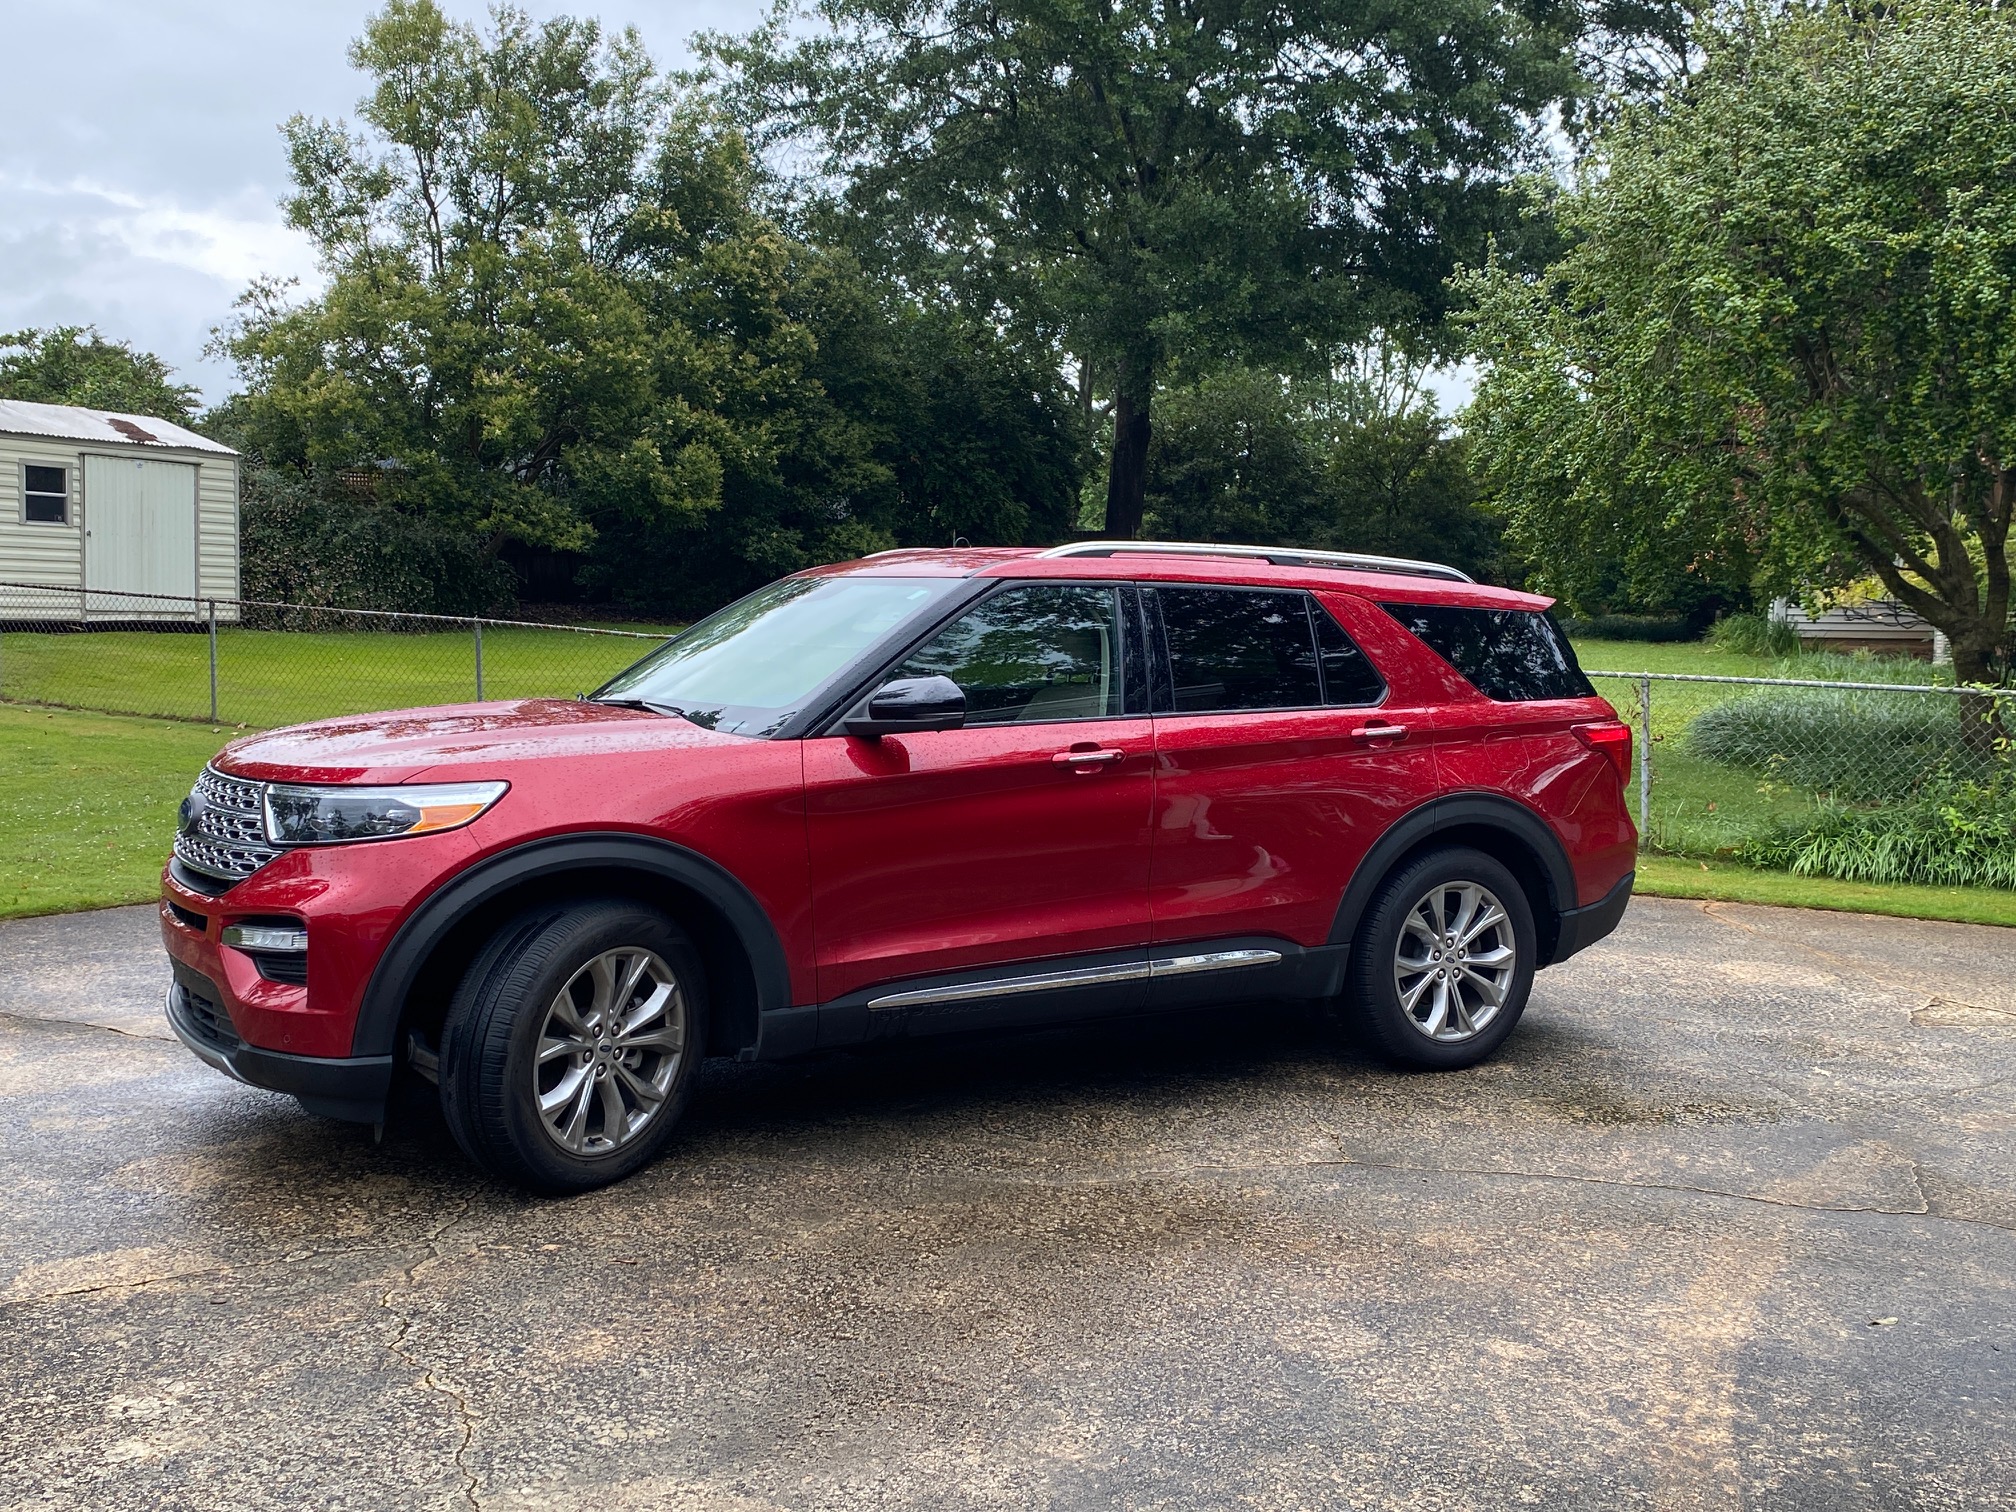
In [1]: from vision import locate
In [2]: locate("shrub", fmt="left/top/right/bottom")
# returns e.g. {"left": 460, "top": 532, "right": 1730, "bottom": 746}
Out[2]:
{"left": 1557, "top": 613, "right": 1699, "bottom": 642}
{"left": 1739, "top": 780, "right": 2016, "bottom": 890}
{"left": 1707, "top": 612, "right": 1801, "bottom": 658}
{"left": 1685, "top": 686, "right": 1997, "bottom": 800}
{"left": 240, "top": 469, "right": 516, "bottom": 619}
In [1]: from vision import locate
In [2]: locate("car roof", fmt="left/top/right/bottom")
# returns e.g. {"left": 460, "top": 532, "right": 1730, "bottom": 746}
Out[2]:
{"left": 805, "top": 546, "right": 1552, "bottom": 611}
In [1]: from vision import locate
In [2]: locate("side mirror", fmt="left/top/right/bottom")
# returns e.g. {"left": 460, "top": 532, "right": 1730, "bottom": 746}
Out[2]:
{"left": 845, "top": 675, "right": 966, "bottom": 738}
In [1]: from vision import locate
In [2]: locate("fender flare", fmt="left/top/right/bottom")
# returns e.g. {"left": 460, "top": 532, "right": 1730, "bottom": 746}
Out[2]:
{"left": 1328, "top": 794, "right": 1578, "bottom": 959}
{"left": 350, "top": 833, "right": 794, "bottom": 1058}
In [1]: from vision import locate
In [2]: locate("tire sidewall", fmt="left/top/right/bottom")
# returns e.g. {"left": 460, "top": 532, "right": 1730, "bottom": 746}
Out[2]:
{"left": 441, "top": 901, "right": 708, "bottom": 1193}
{"left": 1349, "top": 847, "right": 1536, "bottom": 1070}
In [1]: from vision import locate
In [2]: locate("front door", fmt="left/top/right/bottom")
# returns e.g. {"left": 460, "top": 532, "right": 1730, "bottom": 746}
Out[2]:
{"left": 804, "top": 582, "right": 1156, "bottom": 1021}
{"left": 83, "top": 455, "right": 198, "bottom": 601}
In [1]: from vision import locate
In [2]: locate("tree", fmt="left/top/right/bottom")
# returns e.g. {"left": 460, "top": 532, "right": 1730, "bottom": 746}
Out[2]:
{"left": 0, "top": 326, "right": 200, "bottom": 421}
{"left": 707, "top": 0, "right": 1633, "bottom": 539}
{"left": 219, "top": 1, "right": 1081, "bottom": 613}
{"left": 1144, "top": 350, "right": 1501, "bottom": 581}
{"left": 1464, "top": 0, "right": 2016, "bottom": 685}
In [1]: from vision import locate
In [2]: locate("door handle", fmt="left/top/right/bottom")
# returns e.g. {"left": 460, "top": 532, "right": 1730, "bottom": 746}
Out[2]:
{"left": 1052, "top": 747, "right": 1124, "bottom": 768}
{"left": 1351, "top": 721, "right": 1408, "bottom": 744}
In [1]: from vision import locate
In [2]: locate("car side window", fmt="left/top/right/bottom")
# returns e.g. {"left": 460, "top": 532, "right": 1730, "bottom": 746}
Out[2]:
{"left": 1151, "top": 587, "right": 1323, "bottom": 712}
{"left": 1313, "top": 602, "right": 1386, "bottom": 706}
{"left": 892, "top": 584, "right": 1124, "bottom": 724}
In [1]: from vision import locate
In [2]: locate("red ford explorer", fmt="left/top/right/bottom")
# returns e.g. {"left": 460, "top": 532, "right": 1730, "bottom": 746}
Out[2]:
{"left": 160, "top": 542, "right": 1635, "bottom": 1192}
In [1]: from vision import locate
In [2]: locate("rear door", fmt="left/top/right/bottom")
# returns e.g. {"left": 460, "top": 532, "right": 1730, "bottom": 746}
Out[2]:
{"left": 803, "top": 582, "right": 1157, "bottom": 1023}
{"left": 1144, "top": 585, "right": 1443, "bottom": 954}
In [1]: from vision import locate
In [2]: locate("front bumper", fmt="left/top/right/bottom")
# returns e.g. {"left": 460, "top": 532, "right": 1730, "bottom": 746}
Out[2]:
{"left": 165, "top": 962, "right": 393, "bottom": 1124}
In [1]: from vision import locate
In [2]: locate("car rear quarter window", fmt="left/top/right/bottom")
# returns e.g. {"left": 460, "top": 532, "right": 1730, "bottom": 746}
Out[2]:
{"left": 1381, "top": 603, "right": 1595, "bottom": 702}
{"left": 1150, "top": 587, "right": 1384, "bottom": 712}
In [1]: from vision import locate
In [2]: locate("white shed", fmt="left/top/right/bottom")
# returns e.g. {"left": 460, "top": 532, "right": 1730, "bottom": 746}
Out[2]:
{"left": 0, "top": 399, "right": 240, "bottom": 623}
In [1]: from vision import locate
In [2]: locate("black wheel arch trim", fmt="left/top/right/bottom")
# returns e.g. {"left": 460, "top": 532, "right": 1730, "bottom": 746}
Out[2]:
{"left": 350, "top": 833, "right": 794, "bottom": 1059}
{"left": 1328, "top": 793, "right": 1581, "bottom": 964}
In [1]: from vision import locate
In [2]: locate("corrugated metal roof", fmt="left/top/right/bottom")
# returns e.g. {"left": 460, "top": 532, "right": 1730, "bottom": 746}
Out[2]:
{"left": 0, "top": 398, "right": 236, "bottom": 455}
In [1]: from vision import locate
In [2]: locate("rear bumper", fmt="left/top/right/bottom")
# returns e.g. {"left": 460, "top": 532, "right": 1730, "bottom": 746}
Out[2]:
{"left": 165, "top": 964, "right": 392, "bottom": 1124}
{"left": 1549, "top": 871, "right": 1634, "bottom": 964}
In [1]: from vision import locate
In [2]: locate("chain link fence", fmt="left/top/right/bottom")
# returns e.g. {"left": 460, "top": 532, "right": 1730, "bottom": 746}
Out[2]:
{"left": 7, "top": 580, "right": 2014, "bottom": 889}
{"left": 0, "top": 581, "right": 671, "bottom": 728}
{"left": 1588, "top": 667, "right": 2016, "bottom": 888}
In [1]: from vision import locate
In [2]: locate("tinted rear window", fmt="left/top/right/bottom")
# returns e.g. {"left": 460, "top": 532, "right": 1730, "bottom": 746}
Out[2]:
{"left": 1382, "top": 604, "right": 1595, "bottom": 702}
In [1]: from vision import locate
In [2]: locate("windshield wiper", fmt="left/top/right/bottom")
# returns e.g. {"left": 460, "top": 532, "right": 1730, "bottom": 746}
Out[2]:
{"left": 590, "top": 696, "right": 687, "bottom": 718}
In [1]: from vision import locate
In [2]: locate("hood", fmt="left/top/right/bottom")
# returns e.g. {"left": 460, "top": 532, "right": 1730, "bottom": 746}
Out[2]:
{"left": 215, "top": 699, "right": 748, "bottom": 784}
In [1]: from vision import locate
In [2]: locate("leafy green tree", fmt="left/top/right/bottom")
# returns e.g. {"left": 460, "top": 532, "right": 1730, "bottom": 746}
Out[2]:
{"left": 707, "top": 0, "right": 1634, "bottom": 539}
{"left": 220, "top": 1, "right": 1080, "bottom": 613}
{"left": 0, "top": 326, "right": 200, "bottom": 421}
{"left": 1464, "top": 0, "right": 2016, "bottom": 684}
{"left": 1145, "top": 351, "right": 1501, "bottom": 581}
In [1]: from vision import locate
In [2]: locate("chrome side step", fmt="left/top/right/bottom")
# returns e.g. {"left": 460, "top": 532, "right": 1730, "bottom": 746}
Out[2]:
{"left": 865, "top": 948, "right": 1283, "bottom": 1012}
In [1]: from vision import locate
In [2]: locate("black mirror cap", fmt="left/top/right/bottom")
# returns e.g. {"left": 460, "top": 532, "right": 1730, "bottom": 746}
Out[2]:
{"left": 845, "top": 675, "right": 966, "bottom": 738}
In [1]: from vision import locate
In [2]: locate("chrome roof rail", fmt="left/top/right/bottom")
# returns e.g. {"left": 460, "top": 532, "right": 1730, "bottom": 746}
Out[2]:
{"left": 1037, "top": 539, "right": 1473, "bottom": 584}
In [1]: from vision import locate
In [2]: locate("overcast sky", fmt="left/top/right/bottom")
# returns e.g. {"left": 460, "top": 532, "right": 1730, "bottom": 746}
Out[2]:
{"left": 0, "top": 1, "right": 762, "bottom": 405}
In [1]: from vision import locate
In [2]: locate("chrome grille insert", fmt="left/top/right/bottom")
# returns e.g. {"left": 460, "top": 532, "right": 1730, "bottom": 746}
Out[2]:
{"left": 175, "top": 767, "right": 280, "bottom": 884}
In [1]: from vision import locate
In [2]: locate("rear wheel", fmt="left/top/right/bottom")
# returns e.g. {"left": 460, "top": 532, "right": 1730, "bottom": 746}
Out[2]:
{"left": 439, "top": 900, "right": 707, "bottom": 1193}
{"left": 1346, "top": 847, "right": 1536, "bottom": 1069}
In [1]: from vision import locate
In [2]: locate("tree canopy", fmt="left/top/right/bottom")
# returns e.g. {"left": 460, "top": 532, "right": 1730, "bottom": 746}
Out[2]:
{"left": 217, "top": 0, "right": 1079, "bottom": 613}
{"left": 708, "top": 0, "right": 1634, "bottom": 537}
{"left": 0, "top": 326, "right": 200, "bottom": 421}
{"left": 1464, "top": 0, "right": 2016, "bottom": 682}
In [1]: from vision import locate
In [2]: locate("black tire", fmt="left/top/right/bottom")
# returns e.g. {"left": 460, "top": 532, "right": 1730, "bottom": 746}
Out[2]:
{"left": 1346, "top": 846, "right": 1536, "bottom": 1070}
{"left": 438, "top": 899, "right": 708, "bottom": 1193}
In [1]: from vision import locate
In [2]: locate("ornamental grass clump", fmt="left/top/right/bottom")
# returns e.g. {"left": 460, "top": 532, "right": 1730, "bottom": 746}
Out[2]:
{"left": 1685, "top": 688, "right": 1992, "bottom": 801}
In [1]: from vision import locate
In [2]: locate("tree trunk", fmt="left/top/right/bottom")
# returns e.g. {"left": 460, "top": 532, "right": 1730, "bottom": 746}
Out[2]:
{"left": 1103, "top": 385, "right": 1151, "bottom": 538}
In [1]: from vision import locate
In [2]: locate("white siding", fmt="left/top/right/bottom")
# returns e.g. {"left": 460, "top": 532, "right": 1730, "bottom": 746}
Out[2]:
{"left": 0, "top": 434, "right": 86, "bottom": 589}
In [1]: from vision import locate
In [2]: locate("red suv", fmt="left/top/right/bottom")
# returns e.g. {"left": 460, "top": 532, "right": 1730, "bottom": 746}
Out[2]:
{"left": 160, "top": 543, "right": 1636, "bottom": 1191}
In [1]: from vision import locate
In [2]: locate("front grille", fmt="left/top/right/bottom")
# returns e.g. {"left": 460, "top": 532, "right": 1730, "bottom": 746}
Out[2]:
{"left": 172, "top": 981, "right": 241, "bottom": 1052}
{"left": 173, "top": 830, "right": 280, "bottom": 882}
{"left": 175, "top": 767, "right": 280, "bottom": 884}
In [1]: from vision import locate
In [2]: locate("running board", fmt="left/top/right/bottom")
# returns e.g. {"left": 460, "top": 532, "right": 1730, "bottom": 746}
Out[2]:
{"left": 865, "top": 948, "right": 1283, "bottom": 1012}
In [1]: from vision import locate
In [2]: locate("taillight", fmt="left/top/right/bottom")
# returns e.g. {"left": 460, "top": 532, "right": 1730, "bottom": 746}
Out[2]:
{"left": 1573, "top": 721, "right": 1633, "bottom": 785}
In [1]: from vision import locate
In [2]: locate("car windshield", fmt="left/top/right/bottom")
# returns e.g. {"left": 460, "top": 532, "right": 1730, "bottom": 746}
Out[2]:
{"left": 592, "top": 575, "right": 963, "bottom": 736}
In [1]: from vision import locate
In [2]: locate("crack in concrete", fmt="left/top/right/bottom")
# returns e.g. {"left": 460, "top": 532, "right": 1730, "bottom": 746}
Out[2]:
{"left": 378, "top": 1199, "right": 482, "bottom": 1511}
{"left": 0, "top": 1005, "right": 169, "bottom": 1044}
{"left": 1133, "top": 1154, "right": 2016, "bottom": 1236}
{"left": 2, "top": 1238, "right": 437, "bottom": 1308}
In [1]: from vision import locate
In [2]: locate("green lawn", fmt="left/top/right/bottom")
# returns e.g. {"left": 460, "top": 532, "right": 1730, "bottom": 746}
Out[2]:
{"left": 0, "top": 623, "right": 674, "bottom": 728}
{"left": 0, "top": 705, "right": 230, "bottom": 918}
{"left": 1634, "top": 854, "right": 2016, "bottom": 928}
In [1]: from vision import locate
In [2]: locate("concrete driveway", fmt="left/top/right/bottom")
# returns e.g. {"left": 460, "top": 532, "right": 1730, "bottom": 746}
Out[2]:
{"left": 2, "top": 895, "right": 2012, "bottom": 1510}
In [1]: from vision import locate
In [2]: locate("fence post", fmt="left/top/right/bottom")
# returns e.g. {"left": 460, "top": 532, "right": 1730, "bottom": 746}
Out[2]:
{"left": 207, "top": 599, "right": 219, "bottom": 723}
{"left": 473, "top": 618, "right": 485, "bottom": 701}
{"left": 1636, "top": 674, "right": 1653, "bottom": 846}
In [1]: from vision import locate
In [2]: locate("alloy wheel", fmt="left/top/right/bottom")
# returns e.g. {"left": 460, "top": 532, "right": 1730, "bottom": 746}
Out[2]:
{"left": 532, "top": 947, "right": 687, "bottom": 1157}
{"left": 1392, "top": 881, "right": 1517, "bottom": 1043}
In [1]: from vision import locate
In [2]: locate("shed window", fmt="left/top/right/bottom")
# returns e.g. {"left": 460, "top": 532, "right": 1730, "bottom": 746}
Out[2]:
{"left": 23, "top": 464, "right": 68, "bottom": 524}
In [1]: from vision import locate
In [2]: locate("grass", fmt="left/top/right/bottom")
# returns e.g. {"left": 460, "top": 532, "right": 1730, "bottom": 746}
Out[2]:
{"left": 1633, "top": 853, "right": 2016, "bottom": 928}
{"left": 0, "top": 704, "right": 230, "bottom": 919}
{"left": 0, "top": 623, "right": 674, "bottom": 728}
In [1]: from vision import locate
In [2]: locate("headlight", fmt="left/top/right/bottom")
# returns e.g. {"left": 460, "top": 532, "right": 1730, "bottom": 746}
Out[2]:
{"left": 263, "top": 781, "right": 508, "bottom": 845}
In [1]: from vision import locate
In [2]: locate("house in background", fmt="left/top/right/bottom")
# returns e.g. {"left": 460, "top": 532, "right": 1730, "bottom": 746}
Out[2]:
{"left": 0, "top": 399, "right": 239, "bottom": 623}
{"left": 1771, "top": 595, "right": 1946, "bottom": 662}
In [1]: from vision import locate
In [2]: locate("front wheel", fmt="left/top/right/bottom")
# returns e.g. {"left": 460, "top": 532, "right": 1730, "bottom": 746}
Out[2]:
{"left": 1346, "top": 847, "right": 1536, "bottom": 1069}
{"left": 439, "top": 900, "right": 707, "bottom": 1193}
